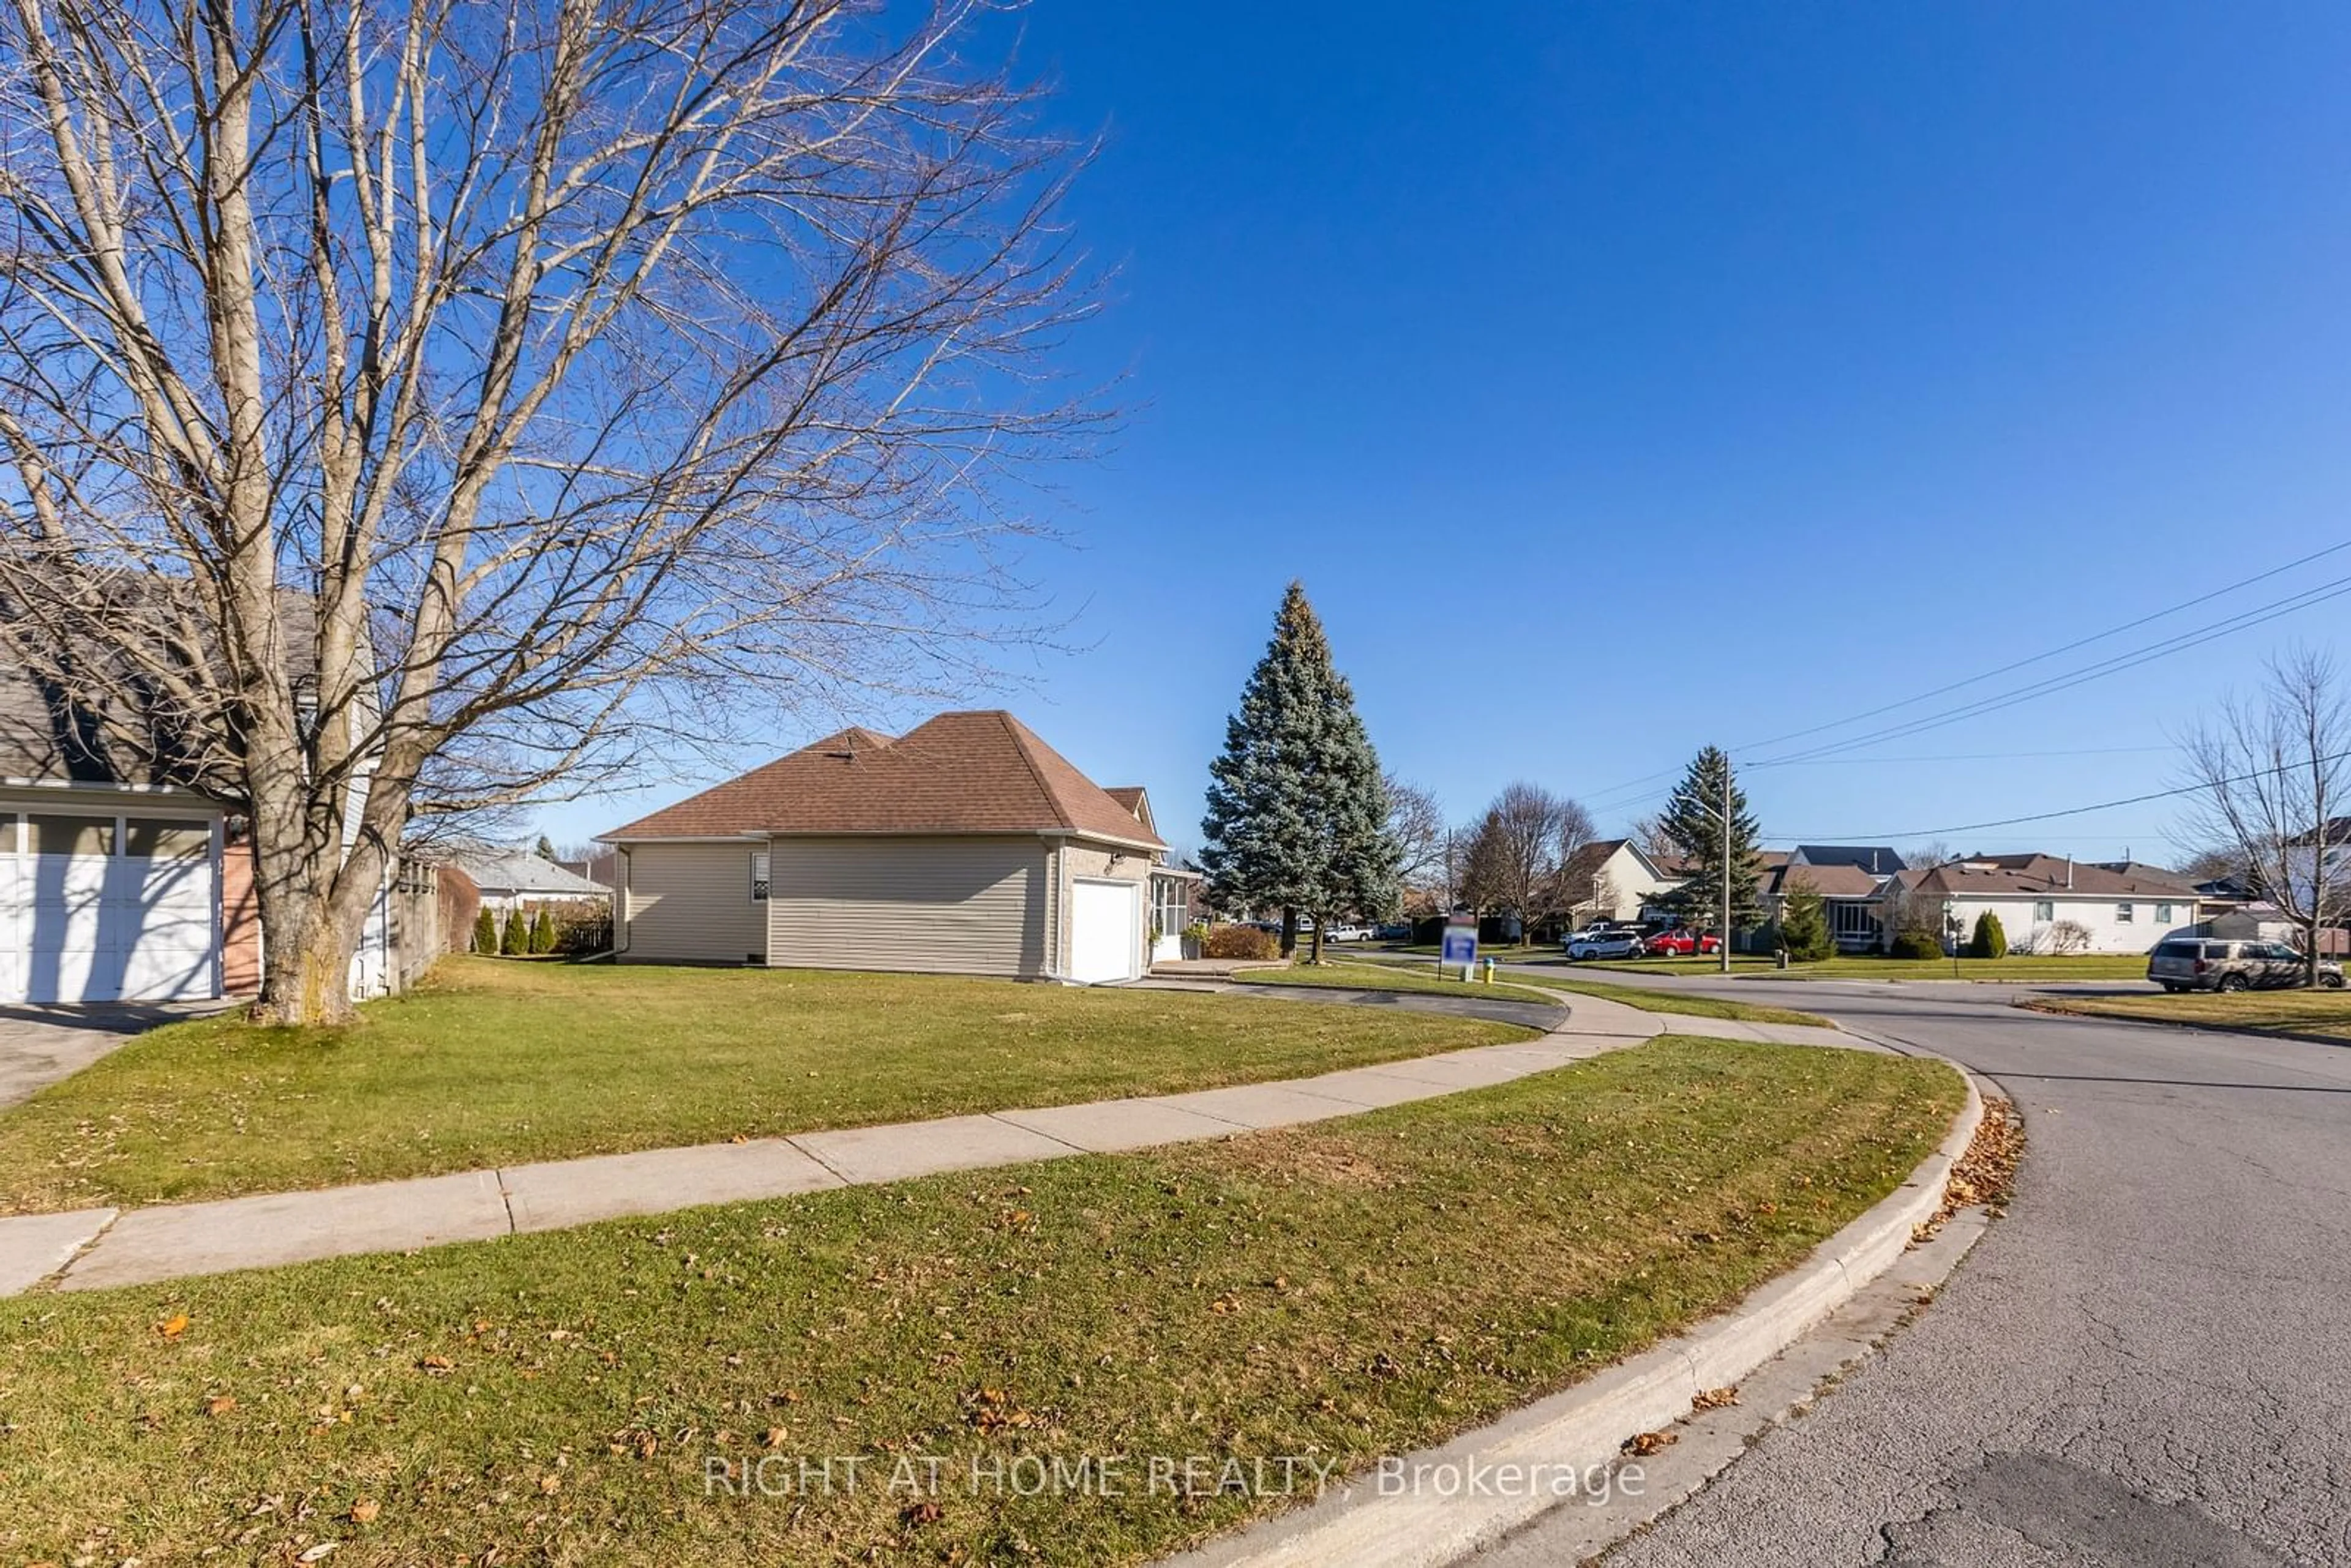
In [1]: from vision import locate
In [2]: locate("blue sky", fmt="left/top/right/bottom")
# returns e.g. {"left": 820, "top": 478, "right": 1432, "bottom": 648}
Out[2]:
{"left": 538, "top": 1, "right": 2351, "bottom": 864}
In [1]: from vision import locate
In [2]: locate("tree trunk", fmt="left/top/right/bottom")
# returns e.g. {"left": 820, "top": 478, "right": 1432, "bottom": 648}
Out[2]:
{"left": 248, "top": 809, "right": 391, "bottom": 1026}
{"left": 1279, "top": 907, "right": 1297, "bottom": 958}
{"left": 1308, "top": 917, "right": 1324, "bottom": 966}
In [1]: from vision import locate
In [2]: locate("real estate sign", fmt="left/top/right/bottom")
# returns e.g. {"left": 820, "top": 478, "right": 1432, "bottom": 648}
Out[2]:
{"left": 1441, "top": 915, "right": 1478, "bottom": 978}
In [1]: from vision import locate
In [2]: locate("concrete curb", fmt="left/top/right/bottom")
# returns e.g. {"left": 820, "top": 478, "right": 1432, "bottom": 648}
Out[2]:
{"left": 1160, "top": 1069, "right": 1985, "bottom": 1568}
{"left": 2013, "top": 995, "right": 2351, "bottom": 1052}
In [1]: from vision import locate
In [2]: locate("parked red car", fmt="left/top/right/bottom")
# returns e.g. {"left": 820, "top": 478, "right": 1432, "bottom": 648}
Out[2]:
{"left": 1642, "top": 929, "right": 1722, "bottom": 956}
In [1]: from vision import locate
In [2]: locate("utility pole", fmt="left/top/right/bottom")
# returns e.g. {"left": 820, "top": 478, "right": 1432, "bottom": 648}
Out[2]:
{"left": 1720, "top": 761, "right": 1733, "bottom": 975}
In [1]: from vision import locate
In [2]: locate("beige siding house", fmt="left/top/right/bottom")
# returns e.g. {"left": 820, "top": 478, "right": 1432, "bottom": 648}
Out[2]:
{"left": 601, "top": 711, "right": 1171, "bottom": 983}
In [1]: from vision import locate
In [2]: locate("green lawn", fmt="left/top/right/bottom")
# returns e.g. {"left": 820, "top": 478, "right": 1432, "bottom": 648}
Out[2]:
{"left": 1573, "top": 955, "right": 2153, "bottom": 982}
{"left": 1247, "top": 960, "right": 1833, "bottom": 1029}
{"left": 0, "top": 960, "right": 1524, "bottom": 1215}
{"left": 1232, "top": 961, "right": 1564, "bottom": 1005}
{"left": 2023, "top": 987, "right": 2351, "bottom": 1038}
{"left": 0, "top": 1038, "right": 1962, "bottom": 1567}
{"left": 1514, "top": 976, "right": 1835, "bottom": 1029}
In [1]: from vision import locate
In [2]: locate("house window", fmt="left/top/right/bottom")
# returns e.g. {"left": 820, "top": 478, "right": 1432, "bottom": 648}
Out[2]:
{"left": 2155, "top": 902, "right": 2174, "bottom": 923}
{"left": 1153, "top": 877, "right": 1189, "bottom": 937}
{"left": 749, "top": 851, "right": 770, "bottom": 902}
{"left": 2117, "top": 902, "right": 2134, "bottom": 923}
{"left": 2033, "top": 900, "right": 2053, "bottom": 923}
{"left": 30, "top": 814, "right": 114, "bottom": 856}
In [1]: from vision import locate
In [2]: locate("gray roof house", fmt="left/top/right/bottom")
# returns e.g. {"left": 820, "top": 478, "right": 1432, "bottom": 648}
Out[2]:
{"left": 445, "top": 847, "right": 612, "bottom": 912}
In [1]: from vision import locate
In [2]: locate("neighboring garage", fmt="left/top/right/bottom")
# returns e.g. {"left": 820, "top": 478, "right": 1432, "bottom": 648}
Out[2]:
{"left": 0, "top": 798, "right": 227, "bottom": 1005}
{"left": 604, "top": 711, "right": 1177, "bottom": 984}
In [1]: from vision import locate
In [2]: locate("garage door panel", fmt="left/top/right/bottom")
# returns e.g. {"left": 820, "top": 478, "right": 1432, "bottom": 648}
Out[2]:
{"left": 2, "top": 844, "right": 217, "bottom": 1005}
{"left": 1069, "top": 877, "right": 1140, "bottom": 985}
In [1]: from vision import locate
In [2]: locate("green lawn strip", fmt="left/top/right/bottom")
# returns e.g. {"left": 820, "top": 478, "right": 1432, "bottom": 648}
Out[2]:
{"left": 1510, "top": 976, "right": 1834, "bottom": 1029}
{"left": 1230, "top": 961, "right": 1561, "bottom": 1005}
{"left": 1572, "top": 955, "right": 2153, "bottom": 981}
{"left": 0, "top": 1038, "right": 1962, "bottom": 1567}
{"left": 2022, "top": 988, "right": 2351, "bottom": 1039}
{"left": 0, "top": 961, "right": 1524, "bottom": 1216}
{"left": 1295, "top": 957, "right": 1833, "bottom": 1029}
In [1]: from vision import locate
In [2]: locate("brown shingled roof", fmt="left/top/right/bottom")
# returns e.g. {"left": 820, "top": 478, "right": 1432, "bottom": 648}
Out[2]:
{"left": 1900, "top": 854, "right": 2199, "bottom": 900}
{"left": 602, "top": 711, "right": 1164, "bottom": 848}
{"left": 1765, "top": 862, "right": 1885, "bottom": 898}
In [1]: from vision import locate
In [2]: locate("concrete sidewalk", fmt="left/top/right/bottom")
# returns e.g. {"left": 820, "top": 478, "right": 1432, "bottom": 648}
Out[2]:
{"left": 0, "top": 990, "right": 1687, "bottom": 1298}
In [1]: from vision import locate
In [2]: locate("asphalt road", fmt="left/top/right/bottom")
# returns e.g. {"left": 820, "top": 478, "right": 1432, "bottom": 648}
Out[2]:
{"left": 1486, "top": 966, "right": 2351, "bottom": 1567}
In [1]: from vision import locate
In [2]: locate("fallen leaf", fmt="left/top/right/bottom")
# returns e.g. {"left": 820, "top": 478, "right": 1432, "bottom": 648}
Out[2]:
{"left": 158, "top": 1314, "right": 190, "bottom": 1340}
{"left": 760, "top": 1427, "right": 788, "bottom": 1449}
{"left": 1622, "top": 1430, "right": 1678, "bottom": 1457}
{"left": 1691, "top": 1387, "right": 1739, "bottom": 1411}
{"left": 204, "top": 1395, "right": 237, "bottom": 1417}
{"left": 538, "top": 1474, "right": 561, "bottom": 1495}
{"left": 296, "top": 1546, "right": 339, "bottom": 1564}
{"left": 348, "top": 1499, "right": 380, "bottom": 1524}
{"left": 416, "top": 1356, "right": 454, "bottom": 1375}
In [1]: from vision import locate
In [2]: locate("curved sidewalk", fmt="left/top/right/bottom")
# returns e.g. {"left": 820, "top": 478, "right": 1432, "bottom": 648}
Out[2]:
{"left": 0, "top": 989, "right": 1700, "bottom": 1298}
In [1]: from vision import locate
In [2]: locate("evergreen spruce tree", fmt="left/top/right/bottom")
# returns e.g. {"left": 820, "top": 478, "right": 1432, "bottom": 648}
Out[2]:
{"left": 473, "top": 907, "right": 499, "bottom": 955}
{"left": 1969, "top": 909, "right": 2008, "bottom": 959}
{"left": 531, "top": 908, "right": 558, "bottom": 955}
{"left": 502, "top": 907, "right": 528, "bottom": 956}
{"left": 1779, "top": 876, "right": 1834, "bottom": 962}
{"left": 1655, "top": 746, "right": 1765, "bottom": 937}
{"left": 1200, "top": 582, "right": 1402, "bottom": 959}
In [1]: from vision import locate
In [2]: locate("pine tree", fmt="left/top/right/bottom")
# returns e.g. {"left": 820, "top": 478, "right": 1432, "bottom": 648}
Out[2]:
{"left": 1969, "top": 909, "right": 2008, "bottom": 959}
{"left": 473, "top": 907, "right": 499, "bottom": 955}
{"left": 1200, "top": 582, "right": 1401, "bottom": 959}
{"left": 534, "top": 833, "right": 558, "bottom": 861}
{"left": 531, "top": 908, "right": 558, "bottom": 955}
{"left": 1655, "top": 746, "right": 1765, "bottom": 937}
{"left": 1779, "top": 876, "right": 1834, "bottom": 962}
{"left": 503, "top": 906, "right": 528, "bottom": 956}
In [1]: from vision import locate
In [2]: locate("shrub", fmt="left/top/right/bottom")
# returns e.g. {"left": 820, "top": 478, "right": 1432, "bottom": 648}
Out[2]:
{"left": 530, "top": 907, "right": 558, "bottom": 955}
{"left": 1199, "top": 923, "right": 1279, "bottom": 961}
{"left": 502, "top": 906, "right": 528, "bottom": 956}
{"left": 2041, "top": 918, "right": 2092, "bottom": 955}
{"left": 473, "top": 907, "right": 499, "bottom": 956}
{"left": 1889, "top": 927, "right": 1945, "bottom": 961}
{"left": 1779, "top": 881, "right": 1835, "bottom": 962}
{"left": 1968, "top": 910, "right": 2008, "bottom": 960}
{"left": 553, "top": 902, "right": 614, "bottom": 956}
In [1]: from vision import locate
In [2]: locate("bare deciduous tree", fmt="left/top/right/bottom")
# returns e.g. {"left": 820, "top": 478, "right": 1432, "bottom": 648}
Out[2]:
{"left": 0, "top": 0, "right": 1098, "bottom": 1020}
{"left": 2181, "top": 646, "right": 2351, "bottom": 987}
{"left": 1382, "top": 774, "right": 1445, "bottom": 910}
{"left": 1902, "top": 839, "right": 1954, "bottom": 871}
{"left": 1459, "top": 781, "right": 1593, "bottom": 937}
{"left": 1629, "top": 812, "right": 1682, "bottom": 864}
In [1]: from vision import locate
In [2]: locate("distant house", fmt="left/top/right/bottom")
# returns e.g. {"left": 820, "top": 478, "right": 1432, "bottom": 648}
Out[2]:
{"left": 1789, "top": 844, "right": 1907, "bottom": 876}
{"left": 1875, "top": 855, "right": 2206, "bottom": 955}
{"left": 1559, "top": 839, "right": 1685, "bottom": 926}
{"left": 444, "top": 847, "right": 612, "bottom": 915}
{"left": 1760, "top": 860, "right": 1900, "bottom": 952}
{"left": 599, "top": 711, "right": 1179, "bottom": 983}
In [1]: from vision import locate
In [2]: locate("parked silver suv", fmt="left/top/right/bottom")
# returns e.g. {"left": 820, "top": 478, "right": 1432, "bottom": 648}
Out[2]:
{"left": 2147, "top": 937, "right": 2345, "bottom": 992}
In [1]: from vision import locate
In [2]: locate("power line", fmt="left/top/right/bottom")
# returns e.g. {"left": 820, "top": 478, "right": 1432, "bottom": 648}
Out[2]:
{"left": 1823, "top": 745, "right": 2351, "bottom": 841}
{"left": 1572, "top": 537, "right": 2351, "bottom": 810}
{"left": 1760, "top": 744, "right": 2180, "bottom": 767}
{"left": 1748, "top": 571, "right": 2351, "bottom": 768}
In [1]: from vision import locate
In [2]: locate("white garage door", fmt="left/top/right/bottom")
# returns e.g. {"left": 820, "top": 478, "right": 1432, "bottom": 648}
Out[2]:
{"left": 1068, "top": 877, "right": 1141, "bottom": 985}
{"left": 0, "top": 812, "right": 218, "bottom": 1004}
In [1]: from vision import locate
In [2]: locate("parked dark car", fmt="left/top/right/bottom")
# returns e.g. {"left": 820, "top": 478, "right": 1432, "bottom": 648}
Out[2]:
{"left": 2147, "top": 937, "right": 2345, "bottom": 992}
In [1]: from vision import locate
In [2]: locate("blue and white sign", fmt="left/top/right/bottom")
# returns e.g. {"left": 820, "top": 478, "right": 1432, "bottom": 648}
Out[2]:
{"left": 1441, "top": 918, "right": 1478, "bottom": 971}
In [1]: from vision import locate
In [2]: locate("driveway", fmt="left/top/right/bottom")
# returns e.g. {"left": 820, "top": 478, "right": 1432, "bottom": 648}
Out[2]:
{"left": 0, "top": 1004, "right": 217, "bottom": 1109}
{"left": 1471, "top": 966, "right": 2351, "bottom": 1566}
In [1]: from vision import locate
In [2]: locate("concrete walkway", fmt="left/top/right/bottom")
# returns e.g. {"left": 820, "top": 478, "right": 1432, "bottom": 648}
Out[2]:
{"left": 0, "top": 985, "right": 1841, "bottom": 1299}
